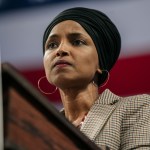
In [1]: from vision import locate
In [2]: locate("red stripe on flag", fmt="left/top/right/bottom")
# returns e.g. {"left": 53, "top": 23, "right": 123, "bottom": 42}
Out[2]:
{"left": 21, "top": 54, "right": 150, "bottom": 102}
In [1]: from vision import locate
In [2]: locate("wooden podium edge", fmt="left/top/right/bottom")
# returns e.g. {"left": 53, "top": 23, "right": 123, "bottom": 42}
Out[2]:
{"left": 2, "top": 62, "right": 100, "bottom": 150}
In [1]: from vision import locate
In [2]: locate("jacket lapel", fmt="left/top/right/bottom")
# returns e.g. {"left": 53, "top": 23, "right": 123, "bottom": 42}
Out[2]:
{"left": 80, "top": 89, "right": 120, "bottom": 141}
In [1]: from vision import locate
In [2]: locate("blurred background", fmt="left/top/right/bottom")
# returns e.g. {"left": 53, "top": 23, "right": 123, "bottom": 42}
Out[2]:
{"left": 1, "top": 0, "right": 150, "bottom": 109}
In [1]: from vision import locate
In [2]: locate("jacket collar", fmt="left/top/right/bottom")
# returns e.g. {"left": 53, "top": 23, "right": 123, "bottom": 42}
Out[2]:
{"left": 96, "top": 89, "right": 120, "bottom": 105}
{"left": 80, "top": 89, "right": 121, "bottom": 141}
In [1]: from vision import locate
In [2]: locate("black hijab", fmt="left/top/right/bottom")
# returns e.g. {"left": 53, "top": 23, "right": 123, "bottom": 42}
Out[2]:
{"left": 43, "top": 7, "right": 121, "bottom": 86}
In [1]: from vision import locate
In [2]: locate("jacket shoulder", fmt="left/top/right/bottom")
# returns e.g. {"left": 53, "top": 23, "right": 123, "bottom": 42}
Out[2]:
{"left": 114, "top": 93, "right": 150, "bottom": 116}
{"left": 121, "top": 93, "right": 150, "bottom": 105}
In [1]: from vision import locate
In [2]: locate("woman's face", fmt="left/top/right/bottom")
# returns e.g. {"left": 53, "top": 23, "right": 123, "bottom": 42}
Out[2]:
{"left": 44, "top": 20, "right": 99, "bottom": 89}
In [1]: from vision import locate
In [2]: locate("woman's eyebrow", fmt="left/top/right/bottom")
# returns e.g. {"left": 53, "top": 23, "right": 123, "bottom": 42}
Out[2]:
{"left": 48, "top": 34, "right": 59, "bottom": 40}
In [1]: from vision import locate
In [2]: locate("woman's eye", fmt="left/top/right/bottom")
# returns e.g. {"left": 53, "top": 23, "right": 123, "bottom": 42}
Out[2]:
{"left": 73, "top": 40, "right": 86, "bottom": 46}
{"left": 47, "top": 42, "right": 58, "bottom": 49}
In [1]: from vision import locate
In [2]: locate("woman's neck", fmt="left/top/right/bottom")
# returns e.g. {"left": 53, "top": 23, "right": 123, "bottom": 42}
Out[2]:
{"left": 59, "top": 83, "right": 99, "bottom": 124}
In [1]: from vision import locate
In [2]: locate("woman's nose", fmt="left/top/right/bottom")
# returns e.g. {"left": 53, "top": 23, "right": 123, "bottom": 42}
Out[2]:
{"left": 56, "top": 49, "right": 69, "bottom": 57}
{"left": 56, "top": 42, "right": 70, "bottom": 57}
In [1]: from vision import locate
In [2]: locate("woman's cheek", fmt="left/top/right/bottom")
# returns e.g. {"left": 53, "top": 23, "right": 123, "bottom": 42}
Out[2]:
{"left": 45, "top": 62, "right": 53, "bottom": 83}
{"left": 43, "top": 53, "right": 51, "bottom": 71}
{"left": 43, "top": 57, "right": 49, "bottom": 77}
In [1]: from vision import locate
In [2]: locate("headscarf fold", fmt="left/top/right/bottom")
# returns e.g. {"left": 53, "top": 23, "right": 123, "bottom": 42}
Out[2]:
{"left": 43, "top": 7, "right": 121, "bottom": 86}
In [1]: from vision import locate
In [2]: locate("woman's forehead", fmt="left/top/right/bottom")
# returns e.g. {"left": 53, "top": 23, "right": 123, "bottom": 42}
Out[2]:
{"left": 50, "top": 20, "right": 86, "bottom": 33}
{"left": 48, "top": 20, "right": 91, "bottom": 38}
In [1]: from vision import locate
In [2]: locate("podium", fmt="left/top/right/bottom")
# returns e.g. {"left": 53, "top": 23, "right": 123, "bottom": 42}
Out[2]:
{"left": 2, "top": 63, "right": 105, "bottom": 150}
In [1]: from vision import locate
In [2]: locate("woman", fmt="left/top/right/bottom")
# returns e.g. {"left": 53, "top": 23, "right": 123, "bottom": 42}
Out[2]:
{"left": 42, "top": 7, "right": 150, "bottom": 149}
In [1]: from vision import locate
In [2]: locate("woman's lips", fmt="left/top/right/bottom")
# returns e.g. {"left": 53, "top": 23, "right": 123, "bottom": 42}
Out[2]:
{"left": 53, "top": 60, "right": 72, "bottom": 68}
